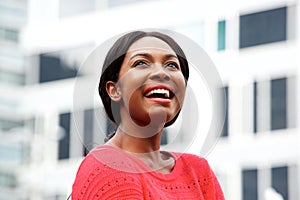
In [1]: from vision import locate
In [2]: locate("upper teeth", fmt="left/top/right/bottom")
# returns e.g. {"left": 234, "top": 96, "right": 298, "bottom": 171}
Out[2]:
{"left": 146, "top": 89, "right": 170, "bottom": 98}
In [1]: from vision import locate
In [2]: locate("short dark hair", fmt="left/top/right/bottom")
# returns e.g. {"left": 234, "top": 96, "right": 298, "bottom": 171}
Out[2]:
{"left": 98, "top": 31, "right": 189, "bottom": 128}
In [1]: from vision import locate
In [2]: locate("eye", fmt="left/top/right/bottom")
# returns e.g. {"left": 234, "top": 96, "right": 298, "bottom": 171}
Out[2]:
{"left": 166, "top": 62, "right": 179, "bottom": 70}
{"left": 133, "top": 60, "right": 149, "bottom": 68}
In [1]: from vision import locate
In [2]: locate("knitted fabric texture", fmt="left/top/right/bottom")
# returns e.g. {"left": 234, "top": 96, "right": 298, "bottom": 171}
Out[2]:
{"left": 72, "top": 145, "right": 225, "bottom": 200}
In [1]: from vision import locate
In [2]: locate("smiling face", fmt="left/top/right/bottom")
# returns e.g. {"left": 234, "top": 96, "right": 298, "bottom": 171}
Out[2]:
{"left": 106, "top": 36, "right": 186, "bottom": 131}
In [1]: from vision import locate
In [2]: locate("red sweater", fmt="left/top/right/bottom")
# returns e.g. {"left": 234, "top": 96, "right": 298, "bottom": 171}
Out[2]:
{"left": 72, "top": 145, "right": 225, "bottom": 199}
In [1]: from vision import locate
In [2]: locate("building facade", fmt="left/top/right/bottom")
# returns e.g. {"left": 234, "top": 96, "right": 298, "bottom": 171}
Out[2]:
{"left": 0, "top": 0, "right": 299, "bottom": 199}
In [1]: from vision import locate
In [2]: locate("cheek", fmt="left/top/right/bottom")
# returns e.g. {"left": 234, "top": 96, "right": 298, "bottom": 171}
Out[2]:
{"left": 121, "top": 84, "right": 143, "bottom": 104}
{"left": 175, "top": 75, "right": 187, "bottom": 99}
{"left": 128, "top": 91, "right": 151, "bottom": 126}
{"left": 119, "top": 71, "right": 147, "bottom": 93}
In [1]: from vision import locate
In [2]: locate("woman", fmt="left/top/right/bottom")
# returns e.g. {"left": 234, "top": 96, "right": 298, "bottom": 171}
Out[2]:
{"left": 72, "top": 31, "right": 225, "bottom": 199}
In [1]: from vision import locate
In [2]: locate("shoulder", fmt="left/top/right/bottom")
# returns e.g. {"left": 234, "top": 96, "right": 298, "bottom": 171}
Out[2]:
{"left": 172, "top": 152, "right": 211, "bottom": 170}
{"left": 170, "top": 152, "right": 225, "bottom": 199}
{"left": 176, "top": 153, "right": 225, "bottom": 199}
{"left": 72, "top": 145, "right": 144, "bottom": 200}
{"left": 172, "top": 152, "right": 218, "bottom": 183}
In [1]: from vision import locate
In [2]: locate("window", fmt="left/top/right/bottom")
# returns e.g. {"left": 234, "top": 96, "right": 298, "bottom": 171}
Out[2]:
{"left": 221, "top": 86, "right": 229, "bottom": 137}
{"left": 58, "top": 113, "right": 71, "bottom": 159}
{"left": 0, "top": 27, "right": 19, "bottom": 42}
{"left": 240, "top": 7, "right": 287, "bottom": 48}
{"left": 106, "top": 118, "right": 117, "bottom": 139}
{"left": 0, "top": 4, "right": 27, "bottom": 17}
{"left": 253, "top": 81, "right": 258, "bottom": 133}
{"left": 242, "top": 169, "right": 258, "bottom": 200}
{"left": 0, "top": 69, "right": 25, "bottom": 85}
{"left": 83, "top": 109, "right": 94, "bottom": 156}
{"left": 5, "top": 29, "right": 19, "bottom": 42}
{"left": 271, "top": 78, "right": 287, "bottom": 130}
{"left": 0, "top": 172, "right": 17, "bottom": 188}
{"left": 0, "top": 118, "right": 24, "bottom": 132}
{"left": 39, "top": 54, "right": 78, "bottom": 83}
{"left": 242, "top": 165, "right": 296, "bottom": 200}
{"left": 0, "top": 143, "right": 29, "bottom": 164}
{"left": 160, "top": 129, "right": 168, "bottom": 145}
{"left": 218, "top": 20, "right": 226, "bottom": 51}
{"left": 253, "top": 76, "right": 295, "bottom": 133}
{"left": 272, "top": 166, "right": 288, "bottom": 200}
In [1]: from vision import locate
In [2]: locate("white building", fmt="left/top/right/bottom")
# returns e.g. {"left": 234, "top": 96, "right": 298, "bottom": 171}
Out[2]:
{"left": 0, "top": 0, "right": 299, "bottom": 199}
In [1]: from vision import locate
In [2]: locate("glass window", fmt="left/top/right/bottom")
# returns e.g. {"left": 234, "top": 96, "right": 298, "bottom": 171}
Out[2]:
{"left": 253, "top": 81, "right": 257, "bottom": 133}
{"left": 5, "top": 28, "right": 19, "bottom": 42}
{"left": 242, "top": 169, "right": 258, "bottom": 200}
{"left": 0, "top": 27, "right": 19, "bottom": 42}
{"left": 271, "top": 77, "right": 287, "bottom": 130}
{"left": 39, "top": 54, "right": 78, "bottom": 83}
{"left": 83, "top": 109, "right": 94, "bottom": 156}
{"left": 271, "top": 166, "right": 288, "bottom": 200}
{"left": 58, "top": 112, "right": 71, "bottom": 160}
{"left": 0, "top": 143, "right": 29, "bottom": 164}
{"left": 0, "top": 4, "right": 27, "bottom": 17}
{"left": 160, "top": 129, "right": 168, "bottom": 145}
{"left": 218, "top": 20, "right": 226, "bottom": 51}
{"left": 0, "top": 118, "right": 25, "bottom": 132}
{"left": 221, "top": 86, "right": 228, "bottom": 137}
{"left": 240, "top": 7, "right": 287, "bottom": 48}
{"left": 0, "top": 172, "right": 17, "bottom": 188}
{"left": 0, "top": 69, "right": 25, "bottom": 85}
{"left": 106, "top": 118, "right": 117, "bottom": 138}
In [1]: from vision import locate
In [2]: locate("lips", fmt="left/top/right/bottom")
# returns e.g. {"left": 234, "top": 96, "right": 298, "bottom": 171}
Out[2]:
{"left": 144, "top": 85, "right": 175, "bottom": 100}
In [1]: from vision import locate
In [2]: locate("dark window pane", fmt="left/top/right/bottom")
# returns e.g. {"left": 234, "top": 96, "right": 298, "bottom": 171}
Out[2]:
{"left": 83, "top": 109, "right": 94, "bottom": 156}
{"left": 272, "top": 166, "right": 288, "bottom": 200}
{"left": 160, "top": 129, "right": 168, "bottom": 145}
{"left": 271, "top": 78, "right": 287, "bottom": 130}
{"left": 221, "top": 86, "right": 229, "bottom": 137}
{"left": 253, "top": 81, "right": 257, "bottom": 133}
{"left": 242, "top": 169, "right": 258, "bottom": 200}
{"left": 58, "top": 113, "right": 70, "bottom": 159}
{"left": 218, "top": 20, "right": 226, "bottom": 51}
{"left": 39, "top": 54, "right": 78, "bottom": 83}
{"left": 106, "top": 119, "right": 117, "bottom": 138}
{"left": 240, "top": 7, "right": 287, "bottom": 48}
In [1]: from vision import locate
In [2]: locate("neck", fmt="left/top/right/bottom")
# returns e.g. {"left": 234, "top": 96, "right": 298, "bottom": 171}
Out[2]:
{"left": 107, "top": 127, "right": 175, "bottom": 174}
{"left": 109, "top": 126, "right": 163, "bottom": 154}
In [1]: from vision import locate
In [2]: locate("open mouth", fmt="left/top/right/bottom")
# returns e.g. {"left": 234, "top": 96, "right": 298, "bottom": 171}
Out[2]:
{"left": 145, "top": 88, "right": 175, "bottom": 99}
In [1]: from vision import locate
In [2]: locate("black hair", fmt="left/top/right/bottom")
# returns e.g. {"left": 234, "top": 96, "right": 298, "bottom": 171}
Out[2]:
{"left": 98, "top": 31, "right": 189, "bottom": 141}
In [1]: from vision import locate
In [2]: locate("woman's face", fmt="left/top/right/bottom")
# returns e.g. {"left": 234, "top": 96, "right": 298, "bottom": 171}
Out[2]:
{"left": 110, "top": 36, "right": 186, "bottom": 128}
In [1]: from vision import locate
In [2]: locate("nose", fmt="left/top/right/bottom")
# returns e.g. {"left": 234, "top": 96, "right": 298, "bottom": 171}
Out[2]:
{"left": 149, "top": 64, "right": 170, "bottom": 81}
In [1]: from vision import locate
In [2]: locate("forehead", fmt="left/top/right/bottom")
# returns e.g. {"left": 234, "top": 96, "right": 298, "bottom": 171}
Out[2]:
{"left": 127, "top": 36, "right": 176, "bottom": 55}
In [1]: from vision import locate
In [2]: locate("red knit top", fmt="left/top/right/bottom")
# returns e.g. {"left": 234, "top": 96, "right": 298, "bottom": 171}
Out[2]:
{"left": 72, "top": 145, "right": 225, "bottom": 199}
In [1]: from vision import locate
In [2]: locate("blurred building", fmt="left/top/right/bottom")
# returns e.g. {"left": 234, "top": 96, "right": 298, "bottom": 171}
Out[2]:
{"left": 0, "top": 0, "right": 299, "bottom": 199}
{"left": 0, "top": 0, "right": 31, "bottom": 199}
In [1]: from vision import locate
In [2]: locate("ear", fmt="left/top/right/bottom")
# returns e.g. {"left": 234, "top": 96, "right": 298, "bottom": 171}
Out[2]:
{"left": 106, "top": 81, "right": 121, "bottom": 102}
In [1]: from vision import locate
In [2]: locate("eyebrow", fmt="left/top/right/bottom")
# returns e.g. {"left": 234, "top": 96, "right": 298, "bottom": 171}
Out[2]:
{"left": 129, "top": 53, "right": 178, "bottom": 60}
